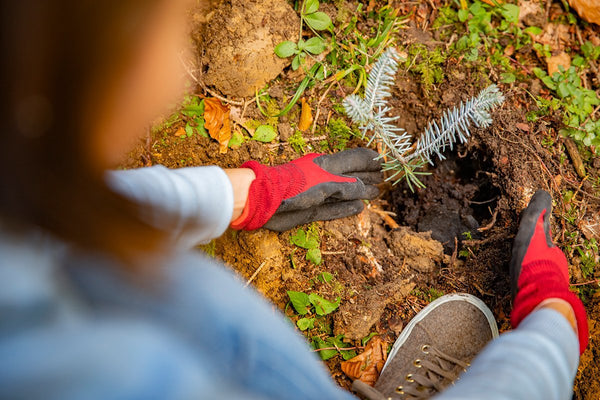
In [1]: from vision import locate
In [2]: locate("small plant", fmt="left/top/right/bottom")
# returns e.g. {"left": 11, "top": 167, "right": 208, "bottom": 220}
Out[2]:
{"left": 327, "top": 118, "right": 354, "bottom": 151}
{"left": 286, "top": 290, "right": 355, "bottom": 360}
{"left": 181, "top": 95, "right": 207, "bottom": 138}
{"left": 406, "top": 44, "right": 447, "bottom": 93}
{"left": 533, "top": 63, "right": 600, "bottom": 147}
{"left": 274, "top": 0, "right": 332, "bottom": 70}
{"left": 411, "top": 288, "right": 445, "bottom": 302}
{"left": 291, "top": 225, "right": 322, "bottom": 265}
{"left": 343, "top": 48, "right": 504, "bottom": 190}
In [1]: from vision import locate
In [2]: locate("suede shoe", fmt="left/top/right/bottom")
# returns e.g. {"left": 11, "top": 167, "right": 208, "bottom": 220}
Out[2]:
{"left": 353, "top": 293, "right": 498, "bottom": 400}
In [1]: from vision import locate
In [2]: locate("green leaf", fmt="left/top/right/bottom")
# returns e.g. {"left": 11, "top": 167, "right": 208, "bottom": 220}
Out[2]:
{"left": 557, "top": 82, "right": 570, "bottom": 99}
{"left": 304, "top": 11, "right": 331, "bottom": 31}
{"left": 317, "top": 271, "right": 333, "bottom": 283}
{"left": 304, "top": 0, "right": 319, "bottom": 15}
{"left": 228, "top": 130, "right": 244, "bottom": 148}
{"left": 500, "top": 4, "right": 520, "bottom": 24}
{"left": 185, "top": 123, "right": 195, "bottom": 137}
{"left": 304, "top": 37, "right": 326, "bottom": 55}
{"left": 291, "top": 228, "right": 318, "bottom": 249}
{"left": 361, "top": 332, "right": 378, "bottom": 346}
{"left": 572, "top": 56, "right": 585, "bottom": 67}
{"left": 329, "top": 335, "right": 356, "bottom": 360}
{"left": 312, "top": 337, "right": 337, "bottom": 360}
{"left": 182, "top": 98, "right": 205, "bottom": 118}
{"left": 500, "top": 72, "right": 516, "bottom": 83}
{"left": 274, "top": 41, "right": 297, "bottom": 58}
{"left": 458, "top": 8, "right": 469, "bottom": 22}
{"left": 291, "top": 229, "right": 307, "bottom": 247}
{"left": 292, "top": 55, "right": 301, "bottom": 70}
{"left": 524, "top": 26, "right": 542, "bottom": 35}
{"left": 253, "top": 125, "right": 277, "bottom": 142}
{"left": 309, "top": 293, "right": 340, "bottom": 316}
{"left": 297, "top": 317, "right": 316, "bottom": 331}
{"left": 287, "top": 291, "right": 311, "bottom": 315}
{"left": 306, "top": 248, "right": 322, "bottom": 265}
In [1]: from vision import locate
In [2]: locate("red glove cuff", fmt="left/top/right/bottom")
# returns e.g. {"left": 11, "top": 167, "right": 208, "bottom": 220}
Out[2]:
{"left": 230, "top": 161, "right": 295, "bottom": 230}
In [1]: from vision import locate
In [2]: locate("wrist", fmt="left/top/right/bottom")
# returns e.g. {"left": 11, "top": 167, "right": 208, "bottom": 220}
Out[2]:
{"left": 224, "top": 168, "right": 256, "bottom": 221}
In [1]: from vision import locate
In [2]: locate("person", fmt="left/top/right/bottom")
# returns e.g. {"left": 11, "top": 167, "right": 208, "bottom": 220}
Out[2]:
{"left": 0, "top": 1, "right": 588, "bottom": 400}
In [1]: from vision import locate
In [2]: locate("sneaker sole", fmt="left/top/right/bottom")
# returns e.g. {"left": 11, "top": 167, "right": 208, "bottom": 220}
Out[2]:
{"left": 381, "top": 293, "right": 499, "bottom": 374}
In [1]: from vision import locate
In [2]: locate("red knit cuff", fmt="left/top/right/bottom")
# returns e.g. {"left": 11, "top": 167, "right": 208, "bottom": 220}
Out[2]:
{"left": 229, "top": 161, "right": 281, "bottom": 231}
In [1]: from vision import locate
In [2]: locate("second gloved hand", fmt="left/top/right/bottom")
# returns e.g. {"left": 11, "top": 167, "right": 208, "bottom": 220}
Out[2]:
{"left": 230, "top": 148, "right": 382, "bottom": 231}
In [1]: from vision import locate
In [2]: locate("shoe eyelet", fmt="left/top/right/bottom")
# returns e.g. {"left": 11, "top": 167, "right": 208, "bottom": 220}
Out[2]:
{"left": 406, "top": 374, "right": 414, "bottom": 382}
{"left": 414, "top": 359, "right": 422, "bottom": 368}
{"left": 421, "top": 344, "right": 430, "bottom": 354}
{"left": 395, "top": 386, "right": 404, "bottom": 394}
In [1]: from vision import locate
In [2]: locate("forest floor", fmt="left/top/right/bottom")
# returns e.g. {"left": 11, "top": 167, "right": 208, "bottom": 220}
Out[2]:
{"left": 122, "top": 0, "right": 600, "bottom": 398}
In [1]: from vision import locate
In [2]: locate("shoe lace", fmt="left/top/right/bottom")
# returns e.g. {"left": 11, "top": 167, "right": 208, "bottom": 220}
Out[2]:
{"left": 394, "top": 344, "right": 469, "bottom": 399}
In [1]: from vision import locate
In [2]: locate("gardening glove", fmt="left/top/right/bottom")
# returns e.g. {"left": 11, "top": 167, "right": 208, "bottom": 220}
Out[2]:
{"left": 510, "top": 190, "right": 588, "bottom": 354}
{"left": 230, "top": 148, "right": 382, "bottom": 232}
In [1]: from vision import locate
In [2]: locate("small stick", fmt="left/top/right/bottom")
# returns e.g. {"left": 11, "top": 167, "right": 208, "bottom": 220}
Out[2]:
{"left": 563, "top": 138, "right": 586, "bottom": 178}
{"left": 245, "top": 261, "right": 267, "bottom": 287}
{"left": 478, "top": 207, "right": 499, "bottom": 232}
{"left": 571, "top": 279, "right": 600, "bottom": 287}
{"left": 312, "top": 346, "right": 363, "bottom": 353}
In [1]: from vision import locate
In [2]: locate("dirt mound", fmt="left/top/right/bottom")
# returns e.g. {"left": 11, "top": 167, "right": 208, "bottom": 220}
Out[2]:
{"left": 198, "top": 0, "right": 299, "bottom": 98}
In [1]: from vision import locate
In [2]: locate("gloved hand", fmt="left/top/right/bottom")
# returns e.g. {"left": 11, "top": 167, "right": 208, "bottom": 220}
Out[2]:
{"left": 230, "top": 148, "right": 382, "bottom": 232}
{"left": 510, "top": 190, "right": 588, "bottom": 354}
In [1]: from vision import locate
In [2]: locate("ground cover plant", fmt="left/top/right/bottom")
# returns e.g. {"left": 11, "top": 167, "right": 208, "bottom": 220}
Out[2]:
{"left": 123, "top": 0, "right": 600, "bottom": 398}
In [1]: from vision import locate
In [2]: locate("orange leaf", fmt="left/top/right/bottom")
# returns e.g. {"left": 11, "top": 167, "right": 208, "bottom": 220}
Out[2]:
{"left": 174, "top": 126, "right": 186, "bottom": 137}
{"left": 298, "top": 97, "right": 313, "bottom": 132}
{"left": 341, "top": 336, "right": 388, "bottom": 387}
{"left": 204, "top": 97, "right": 232, "bottom": 154}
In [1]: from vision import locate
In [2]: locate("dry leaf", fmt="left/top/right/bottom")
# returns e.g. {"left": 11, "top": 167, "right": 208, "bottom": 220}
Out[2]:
{"left": 298, "top": 97, "right": 313, "bottom": 132}
{"left": 204, "top": 97, "right": 232, "bottom": 154}
{"left": 546, "top": 52, "right": 571, "bottom": 76}
{"left": 175, "top": 126, "right": 186, "bottom": 137}
{"left": 341, "top": 336, "right": 388, "bottom": 387}
{"left": 568, "top": 0, "right": 600, "bottom": 24}
{"left": 515, "top": 122, "right": 530, "bottom": 132}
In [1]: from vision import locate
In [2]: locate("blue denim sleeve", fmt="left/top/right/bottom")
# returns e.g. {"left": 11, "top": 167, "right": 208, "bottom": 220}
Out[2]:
{"left": 106, "top": 166, "right": 234, "bottom": 247}
{"left": 61, "top": 251, "right": 356, "bottom": 400}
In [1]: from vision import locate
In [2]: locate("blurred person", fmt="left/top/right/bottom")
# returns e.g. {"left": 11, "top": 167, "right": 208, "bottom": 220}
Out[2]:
{"left": 0, "top": 1, "right": 587, "bottom": 400}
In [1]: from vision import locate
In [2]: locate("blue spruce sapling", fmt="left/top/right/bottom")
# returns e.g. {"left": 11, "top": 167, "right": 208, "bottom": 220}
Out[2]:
{"left": 343, "top": 48, "right": 505, "bottom": 190}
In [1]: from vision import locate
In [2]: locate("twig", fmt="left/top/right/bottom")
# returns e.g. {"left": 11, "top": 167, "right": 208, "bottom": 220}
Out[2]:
{"left": 321, "top": 251, "right": 346, "bottom": 255}
{"left": 478, "top": 207, "right": 499, "bottom": 232}
{"left": 571, "top": 279, "right": 600, "bottom": 287}
{"left": 312, "top": 81, "right": 337, "bottom": 135}
{"left": 450, "top": 236, "right": 458, "bottom": 268}
{"left": 312, "top": 346, "right": 363, "bottom": 353}
{"left": 245, "top": 261, "right": 267, "bottom": 287}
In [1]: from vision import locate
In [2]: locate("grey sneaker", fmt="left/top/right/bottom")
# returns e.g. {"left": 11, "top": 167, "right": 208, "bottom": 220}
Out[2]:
{"left": 353, "top": 293, "right": 498, "bottom": 400}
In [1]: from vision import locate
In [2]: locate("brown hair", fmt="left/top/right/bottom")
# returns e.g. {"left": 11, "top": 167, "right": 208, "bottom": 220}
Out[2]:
{"left": 0, "top": 0, "right": 165, "bottom": 261}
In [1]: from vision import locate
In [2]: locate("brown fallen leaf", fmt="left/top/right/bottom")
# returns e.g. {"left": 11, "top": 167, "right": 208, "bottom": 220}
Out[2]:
{"left": 546, "top": 52, "right": 571, "bottom": 76}
{"left": 204, "top": 97, "right": 232, "bottom": 154}
{"left": 174, "top": 126, "right": 186, "bottom": 137}
{"left": 298, "top": 97, "right": 313, "bottom": 132}
{"left": 341, "top": 336, "right": 388, "bottom": 387}
{"left": 515, "top": 122, "right": 530, "bottom": 132}
{"left": 568, "top": 0, "right": 600, "bottom": 25}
